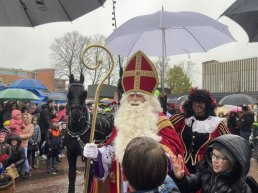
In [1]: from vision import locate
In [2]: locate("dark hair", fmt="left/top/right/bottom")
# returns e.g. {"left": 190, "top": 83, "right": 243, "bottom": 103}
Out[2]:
{"left": 242, "top": 105, "right": 249, "bottom": 111}
{"left": 183, "top": 87, "right": 217, "bottom": 118}
{"left": 122, "top": 137, "right": 167, "bottom": 191}
{"left": 47, "top": 99, "right": 54, "bottom": 104}
{"left": 21, "top": 106, "right": 29, "bottom": 113}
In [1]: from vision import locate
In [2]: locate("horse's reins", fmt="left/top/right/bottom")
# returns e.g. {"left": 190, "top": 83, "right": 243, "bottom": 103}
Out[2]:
{"left": 67, "top": 83, "right": 90, "bottom": 149}
{"left": 67, "top": 83, "right": 114, "bottom": 148}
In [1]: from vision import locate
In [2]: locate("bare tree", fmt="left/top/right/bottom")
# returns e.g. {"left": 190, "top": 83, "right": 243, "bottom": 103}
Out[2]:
{"left": 50, "top": 32, "right": 121, "bottom": 86}
{"left": 50, "top": 31, "right": 90, "bottom": 79}
{"left": 82, "top": 34, "right": 120, "bottom": 86}
{"left": 153, "top": 57, "right": 170, "bottom": 88}
{"left": 178, "top": 60, "right": 199, "bottom": 86}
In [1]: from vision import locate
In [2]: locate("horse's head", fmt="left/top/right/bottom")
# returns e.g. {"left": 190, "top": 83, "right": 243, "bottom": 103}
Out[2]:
{"left": 67, "top": 74, "right": 88, "bottom": 124}
{"left": 66, "top": 73, "right": 114, "bottom": 146}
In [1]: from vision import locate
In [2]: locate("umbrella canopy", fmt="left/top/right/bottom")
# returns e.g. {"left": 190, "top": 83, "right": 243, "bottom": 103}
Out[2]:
{"left": 177, "top": 95, "right": 189, "bottom": 106}
{"left": 30, "top": 89, "right": 49, "bottom": 101}
{"left": 9, "top": 79, "right": 48, "bottom": 90}
{"left": 48, "top": 92, "right": 67, "bottom": 102}
{"left": 222, "top": 0, "right": 258, "bottom": 42}
{"left": 0, "top": 83, "right": 7, "bottom": 91}
{"left": 106, "top": 10, "right": 235, "bottom": 90}
{"left": 219, "top": 94, "right": 258, "bottom": 106}
{"left": 106, "top": 10, "right": 235, "bottom": 57}
{"left": 99, "top": 98, "right": 117, "bottom": 107}
{"left": 229, "top": 106, "right": 243, "bottom": 113}
{"left": 56, "top": 109, "right": 67, "bottom": 121}
{"left": 0, "top": 88, "right": 40, "bottom": 101}
{"left": 0, "top": 0, "right": 106, "bottom": 27}
{"left": 215, "top": 105, "right": 242, "bottom": 116}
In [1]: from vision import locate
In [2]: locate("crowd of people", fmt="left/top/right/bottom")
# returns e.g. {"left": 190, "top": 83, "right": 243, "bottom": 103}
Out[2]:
{"left": 0, "top": 99, "right": 67, "bottom": 182}
{"left": 1, "top": 50, "right": 258, "bottom": 193}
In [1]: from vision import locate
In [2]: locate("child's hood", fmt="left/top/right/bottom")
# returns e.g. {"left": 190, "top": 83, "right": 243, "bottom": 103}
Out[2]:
{"left": 11, "top": 109, "right": 22, "bottom": 120}
{"left": 205, "top": 134, "right": 251, "bottom": 175}
{"left": 7, "top": 134, "right": 22, "bottom": 147}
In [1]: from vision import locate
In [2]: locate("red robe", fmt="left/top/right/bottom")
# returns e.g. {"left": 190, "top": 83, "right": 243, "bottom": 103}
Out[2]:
{"left": 91, "top": 113, "right": 187, "bottom": 193}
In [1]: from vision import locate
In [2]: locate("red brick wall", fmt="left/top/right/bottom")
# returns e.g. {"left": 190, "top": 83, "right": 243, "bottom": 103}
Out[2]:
{"left": 35, "top": 69, "right": 55, "bottom": 92}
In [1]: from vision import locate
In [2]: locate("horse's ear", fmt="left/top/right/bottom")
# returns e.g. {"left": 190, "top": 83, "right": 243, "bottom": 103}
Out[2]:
{"left": 69, "top": 74, "right": 75, "bottom": 84}
{"left": 80, "top": 73, "right": 84, "bottom": 84}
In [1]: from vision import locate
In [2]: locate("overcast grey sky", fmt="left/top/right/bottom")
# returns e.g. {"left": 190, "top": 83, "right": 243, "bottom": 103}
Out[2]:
{"left": 0, "top": 0, "right": 257, "bottom": 87}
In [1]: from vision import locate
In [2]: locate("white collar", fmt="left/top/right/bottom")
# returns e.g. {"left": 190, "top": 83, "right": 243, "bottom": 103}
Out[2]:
{"left": 185, "top": 116, "right": 223, "bottom": 133}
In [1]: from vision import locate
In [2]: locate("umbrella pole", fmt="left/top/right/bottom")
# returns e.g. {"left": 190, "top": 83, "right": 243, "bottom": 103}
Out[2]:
{"left": 161, "top": 28, "right": 165, "bottom": 92}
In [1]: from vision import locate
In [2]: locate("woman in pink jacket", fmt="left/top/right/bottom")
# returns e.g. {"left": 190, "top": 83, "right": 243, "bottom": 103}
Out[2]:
{"left": 20, "top": 113, "right": 34, "bottom": 179}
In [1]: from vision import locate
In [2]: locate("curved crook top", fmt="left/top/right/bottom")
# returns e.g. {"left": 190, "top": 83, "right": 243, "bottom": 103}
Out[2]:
{"left": 81, "top": 44, "right": 115, "bottom": 143}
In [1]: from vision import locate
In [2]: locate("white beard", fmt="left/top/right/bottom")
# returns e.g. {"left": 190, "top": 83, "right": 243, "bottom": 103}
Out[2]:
{"left": 114, "top": 93, "right": 162, "bottom": 163}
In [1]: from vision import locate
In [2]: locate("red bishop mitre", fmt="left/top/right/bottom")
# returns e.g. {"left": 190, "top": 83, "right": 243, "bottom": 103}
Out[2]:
{"left": 122, "top": 51, "right": 158, "bottom": 95}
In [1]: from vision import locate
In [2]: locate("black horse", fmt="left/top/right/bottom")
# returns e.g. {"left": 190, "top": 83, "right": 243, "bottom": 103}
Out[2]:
{"left": 66, "top": 74, "right": 114, "bottom": 193}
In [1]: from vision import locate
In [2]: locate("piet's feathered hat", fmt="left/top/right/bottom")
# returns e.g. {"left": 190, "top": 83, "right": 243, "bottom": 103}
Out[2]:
{"left": 122, "top": 51, "right": 158, "bottom": 95}
{"left": 183, "top": 87, "right": 217, "bottom": 118}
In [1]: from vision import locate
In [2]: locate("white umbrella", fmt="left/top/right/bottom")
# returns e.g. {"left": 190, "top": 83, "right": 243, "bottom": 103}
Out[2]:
{"left": 106, "top": 10, "right": 235, "bottom": 90}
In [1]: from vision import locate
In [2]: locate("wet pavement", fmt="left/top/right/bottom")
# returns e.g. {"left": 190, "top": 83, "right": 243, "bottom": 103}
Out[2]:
{"left": 13, "top": 154, "right": 258, "bottom": 193}
{"left": 15, "top": 155, "right": 85, "bottom": 193}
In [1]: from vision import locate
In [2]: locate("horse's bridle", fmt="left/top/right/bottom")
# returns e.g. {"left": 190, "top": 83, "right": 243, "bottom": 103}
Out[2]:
{"left": 67, "top": 83, "right": 91, "bottom": 148}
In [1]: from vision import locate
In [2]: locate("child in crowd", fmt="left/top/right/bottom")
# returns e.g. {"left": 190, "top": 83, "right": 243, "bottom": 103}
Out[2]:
{"left": 122, "top": 136, "right": 180, "bottom": 193}
{"left": 0, "top": 131, "right": 11, "bottom": 168}
{"left": 1, "top": 120, "right": 11, "bottom": 137}
{"left": 9, "top": 110, "right": 24, "bottom": 136}
{"left": 6, "top": 135, "right": 26, "bottom": 176}
{"left": 20, "top": 113, "right": 34, "bottom": 179}
{"left": 46, "top": 118, "right": 61, "bottom": 174}
{"left": 59, "top": 122, "right": 66, "bottom": 158}
{"left": 28, "top": 116, "right": 41, "bottom": 169}
{"left": 173, "top": 134, "right": 257, "bottom": 193}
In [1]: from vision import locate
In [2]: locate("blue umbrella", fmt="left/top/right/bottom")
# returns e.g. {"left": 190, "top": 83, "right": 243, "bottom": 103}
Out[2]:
{"left": 0, "top": 83, "right": 7, "bottom": 91}
{"left": 9, "top": 79, "right": 48, "bottom": 90}
{"left": 30, "top": 89, "right": 49, "bottom": 101}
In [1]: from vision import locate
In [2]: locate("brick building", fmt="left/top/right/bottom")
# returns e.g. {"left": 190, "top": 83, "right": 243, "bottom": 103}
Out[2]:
{"left": 0, "top": 67, "right": 66, "bottom": 92}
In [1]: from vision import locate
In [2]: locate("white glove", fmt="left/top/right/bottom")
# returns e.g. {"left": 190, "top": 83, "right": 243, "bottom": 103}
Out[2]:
{"left": 83, "top": 143, "right": 98, "bottom": 159}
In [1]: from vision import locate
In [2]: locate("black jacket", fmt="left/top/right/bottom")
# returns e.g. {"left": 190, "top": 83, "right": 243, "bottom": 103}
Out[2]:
{"left": 46, "top": 128, "right": 61, "bottom": 150}
{"left": 39, "top": 105, "right": 55, "bottom": 135}
{"left": 6, "top": 135, "right": 25, "bottom": 168}
{"left": 238, "top": 112, "right": 254, "bottom": 132}
{"left": 176, "top": 134, "right": 254, "bottom": 193}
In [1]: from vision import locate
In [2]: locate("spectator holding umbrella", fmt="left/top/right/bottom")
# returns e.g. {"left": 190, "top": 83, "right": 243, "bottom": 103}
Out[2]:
{"left": 227, "top": 112, "right": 240, "bottom": 135}
{"left": 238, "top": 105, "right": 254, "bottom": 141}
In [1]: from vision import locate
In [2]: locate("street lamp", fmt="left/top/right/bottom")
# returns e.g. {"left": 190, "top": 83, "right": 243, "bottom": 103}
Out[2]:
{"left": 111, "top": 0, "right": 123, "bottom": 100}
